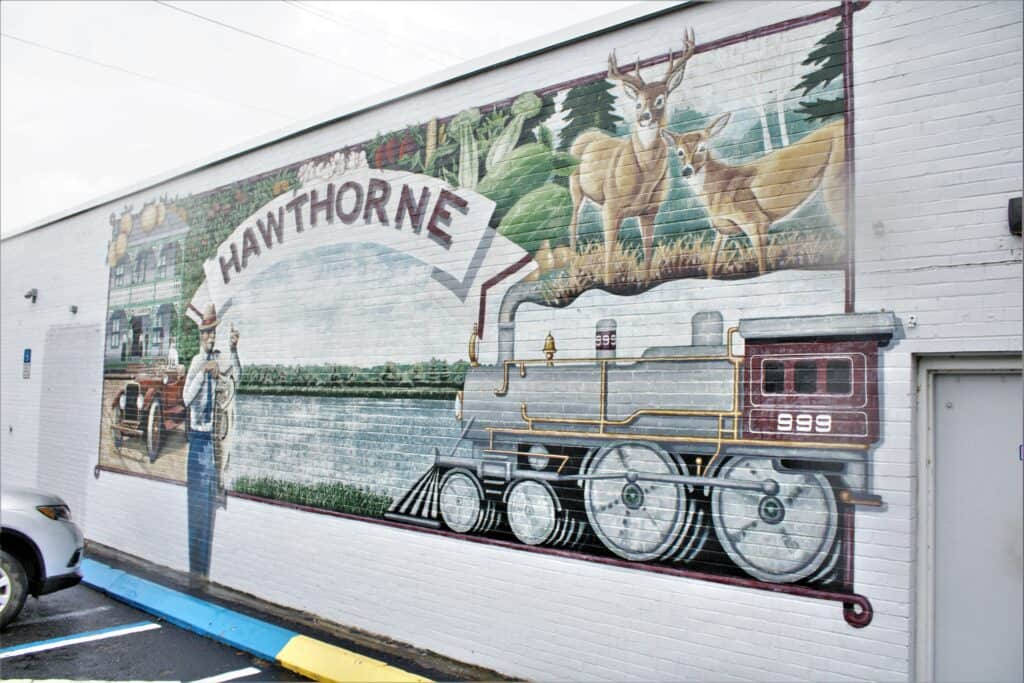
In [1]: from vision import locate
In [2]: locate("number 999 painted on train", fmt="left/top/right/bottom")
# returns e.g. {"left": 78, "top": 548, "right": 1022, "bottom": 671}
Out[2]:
{"left": 387, "top": 282, "right": 898, "bottom": 627}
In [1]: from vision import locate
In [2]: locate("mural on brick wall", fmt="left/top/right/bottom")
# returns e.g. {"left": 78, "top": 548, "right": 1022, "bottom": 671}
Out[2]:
{"left": 98, "top": 7, "right": 896, "bottom": 626}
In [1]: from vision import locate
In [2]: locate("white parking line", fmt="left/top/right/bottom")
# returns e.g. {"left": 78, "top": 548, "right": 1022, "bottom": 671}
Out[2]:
{"left": 191, "top": 666, "right": 263, "bottom": 683}
{"left": 0, "top": 621, "right": 160, "bottom": 659}
{"left": 15, "top": 605, "right": 114, "bottom": 627}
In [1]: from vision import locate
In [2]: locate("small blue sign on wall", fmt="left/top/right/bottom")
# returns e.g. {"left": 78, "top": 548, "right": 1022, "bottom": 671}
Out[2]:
{"left": 23, "top": 348, "right": 31, "bottom": 379}
{"left": 23, "top": 349, "right": 31, "bottom": 363}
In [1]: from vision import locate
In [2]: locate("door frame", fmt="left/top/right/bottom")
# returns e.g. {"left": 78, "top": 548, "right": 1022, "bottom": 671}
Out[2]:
{"left": 913, "top": 354, "right": 1022, "bottom": 682}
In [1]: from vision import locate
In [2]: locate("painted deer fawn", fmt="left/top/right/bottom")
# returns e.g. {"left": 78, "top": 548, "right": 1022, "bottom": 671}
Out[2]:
{"left": 568, "top": 30, "right": 696, "bottom": 285}
{"left": 662, "top": 113, "right": 846, "bottom": 279}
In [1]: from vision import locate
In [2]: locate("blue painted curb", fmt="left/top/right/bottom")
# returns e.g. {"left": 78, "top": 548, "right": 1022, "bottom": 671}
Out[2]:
{"left": 81, "top": 559, "right": 296, "bottom": 663}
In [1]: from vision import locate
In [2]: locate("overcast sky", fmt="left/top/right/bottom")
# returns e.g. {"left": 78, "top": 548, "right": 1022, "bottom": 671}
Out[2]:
{"left": 1, "top": 0, "right": 679, "bottom": 238}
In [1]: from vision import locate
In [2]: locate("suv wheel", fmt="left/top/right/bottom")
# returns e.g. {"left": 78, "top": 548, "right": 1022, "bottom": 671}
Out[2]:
{"left": 0, "top": 549, "right": 28, "bottom": 629}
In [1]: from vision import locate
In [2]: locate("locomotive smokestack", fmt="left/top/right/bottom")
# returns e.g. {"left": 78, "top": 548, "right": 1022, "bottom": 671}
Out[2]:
{"left": 497, "top": 280, "right": 547, "bottom": 363}
{"left": 497, "top": 322, "right": 515, "bottom": 362}
{"left": 692, "top": 311, "right": 724, "bottom": 346}
{"left": 595, "top": 319, "right": 617, "bottom": 360}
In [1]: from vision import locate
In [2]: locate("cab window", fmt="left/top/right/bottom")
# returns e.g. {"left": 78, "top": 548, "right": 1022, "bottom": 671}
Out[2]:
{"left": 826, "top": 359, "right": 852, "bottom": 394}
{"left": 763, "top": 361, "right": 785, "bottom": 394}
{"left": 794, "top": 360, "right": 818, "bottom": 394}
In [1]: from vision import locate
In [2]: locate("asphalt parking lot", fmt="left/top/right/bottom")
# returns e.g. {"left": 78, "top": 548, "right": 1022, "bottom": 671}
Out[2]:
{"left": 0, "top": 583, "right": 305, "bottom": 681}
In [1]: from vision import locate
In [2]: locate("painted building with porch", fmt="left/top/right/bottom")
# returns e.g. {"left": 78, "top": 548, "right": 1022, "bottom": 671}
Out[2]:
{"left": 104, "top": 203, "right": 187, "bottom": 365}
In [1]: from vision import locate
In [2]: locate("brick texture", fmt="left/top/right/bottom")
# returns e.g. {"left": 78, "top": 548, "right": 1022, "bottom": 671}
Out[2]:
{"left": 2, "top": 2, "right": 1021, "bottom": 680}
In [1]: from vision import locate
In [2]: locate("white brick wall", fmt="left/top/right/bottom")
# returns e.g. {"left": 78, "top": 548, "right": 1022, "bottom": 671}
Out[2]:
{"left": 2, "top": 1, "right": 1020, "bottom": 680}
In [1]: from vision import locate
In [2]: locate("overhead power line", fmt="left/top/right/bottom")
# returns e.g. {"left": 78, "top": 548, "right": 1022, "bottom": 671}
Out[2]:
{"left": 283, "top": 0, "right": 470, "bottom": 67}
{"left": 154, "top": 0, "right": 400, "bottom": 85}
{"left": 0, "top": 31, "right": 292, "bottom": 119}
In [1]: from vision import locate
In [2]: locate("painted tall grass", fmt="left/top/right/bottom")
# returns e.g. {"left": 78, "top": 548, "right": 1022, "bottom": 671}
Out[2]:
{"left": 233, "top": 476, "right": 393, "bottom": 518}
{"left": 540, "top": 228, "right": 844, "bottom": 304}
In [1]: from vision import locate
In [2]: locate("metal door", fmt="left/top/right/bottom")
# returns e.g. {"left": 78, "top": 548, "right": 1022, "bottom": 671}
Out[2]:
{"left": 932, "top": 371, "right": 1022, "bottom": 683}
{"left": 36, "top": 324, "right": 103, "bottom": 530}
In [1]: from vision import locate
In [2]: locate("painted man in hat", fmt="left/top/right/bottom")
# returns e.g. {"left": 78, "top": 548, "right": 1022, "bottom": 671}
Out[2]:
{"left": 183, "top": 303, "right": 241, "bottom": 579}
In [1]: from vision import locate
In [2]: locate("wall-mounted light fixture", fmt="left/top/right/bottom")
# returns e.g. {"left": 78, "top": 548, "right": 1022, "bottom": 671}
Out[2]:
{"left": 1009, "top": 197, "right": 1021, "bottom": 236}
{"left": 24, "top": 288, "right": 37, "bottom": 304}
{"left": 69, "top": 305, "right": 78, "bottom": 314}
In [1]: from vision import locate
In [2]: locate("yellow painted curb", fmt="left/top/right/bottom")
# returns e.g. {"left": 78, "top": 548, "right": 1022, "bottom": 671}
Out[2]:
{"left": 277, "top": 635, "right": 433, "bottom": 683}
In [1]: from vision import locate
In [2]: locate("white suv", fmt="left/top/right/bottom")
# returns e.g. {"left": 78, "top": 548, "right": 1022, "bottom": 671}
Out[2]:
{"left": 1, "top": 487, "right": 84, "bottom": 628}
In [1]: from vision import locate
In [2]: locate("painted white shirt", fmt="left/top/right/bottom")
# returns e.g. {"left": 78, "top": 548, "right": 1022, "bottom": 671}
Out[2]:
{"left": 184, "top": 348, "right": 241, "bottom": 433}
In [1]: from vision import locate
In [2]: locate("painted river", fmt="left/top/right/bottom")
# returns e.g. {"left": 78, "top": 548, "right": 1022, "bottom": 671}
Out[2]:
{"left": 229, "top": 394, "right": 471, "bottom": 499}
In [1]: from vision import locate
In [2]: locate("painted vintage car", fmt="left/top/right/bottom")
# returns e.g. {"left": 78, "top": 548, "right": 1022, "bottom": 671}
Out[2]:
{"left": 110, "top": 366, "right": 188, "bottom": 462}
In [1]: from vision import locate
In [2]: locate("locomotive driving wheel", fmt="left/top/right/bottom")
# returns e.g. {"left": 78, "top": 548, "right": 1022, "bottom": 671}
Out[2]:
{"left": 439, "top": 469, "right": 484, "bottom": 533}
{"left": 506, "top": 480, "right": 559, "bottom": 545}
{"left": 711, "top": 456, "right": 838, "bottom": 583}
{"left": 583, "top": 441, "right": 690, "bottom": 562}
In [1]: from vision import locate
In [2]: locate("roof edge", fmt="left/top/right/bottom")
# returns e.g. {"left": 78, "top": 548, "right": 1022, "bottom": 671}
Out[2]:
{"left": 3, "top": 1, "right": 692, "bottom": 243}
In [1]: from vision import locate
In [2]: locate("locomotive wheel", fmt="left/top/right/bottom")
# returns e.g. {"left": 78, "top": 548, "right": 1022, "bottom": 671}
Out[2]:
{"left": 506, "top": 480, "right": 559, "bottom": 545}
{"left": 711, "top": 456, "right": 838, "bottom": 584}
{"left": 146, "top": 398, "right": 163, "bottom": 463}
{"left": 583, "top": 441, "right": 689, "bottom": 562}
{"left": 439, "top": 469, "right": 484, "bottom": 533}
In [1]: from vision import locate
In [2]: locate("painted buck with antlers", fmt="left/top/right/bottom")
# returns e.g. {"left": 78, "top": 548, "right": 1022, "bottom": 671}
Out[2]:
{"left": 568, "top": 30, "right": 696, "bottom": 285}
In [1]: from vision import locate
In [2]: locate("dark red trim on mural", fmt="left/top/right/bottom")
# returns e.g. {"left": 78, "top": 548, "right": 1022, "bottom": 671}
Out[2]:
{"left": 843, "top": 0, "right": 858, "bottom": 313}
{"left": 227, "top": 489, "right": 873, "bottom": 628}
{"left": 841, "top": 503, "right": 857, "bottom": 592}
{"left": 95, "top": 465, "right": 185, "bottom": 487}
{"left": 179, "top": 3, "right": 872, "bottom": 206}
{"left": 476, "top": 253, "right": 534, "bottom": 340}
{"left": 436, "top": 4, "right": 869, "bottom": 142}
{"left": 111, "top": 2, "right": 868, "bottom": 326}
{"left": 95, "top": 463, "right": 873, "bottom": 627}
{"left": 475, "top": 2, "right": 871, "bottom": 113}
{"left": 839, "top": 505, "right": 872, "bottom": 627}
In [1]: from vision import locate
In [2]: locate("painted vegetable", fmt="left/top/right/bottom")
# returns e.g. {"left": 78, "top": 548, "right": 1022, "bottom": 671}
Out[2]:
{"left": 449, "top": 107, "right": 481, "bottom": 189}
{"left": 119, "top": 211, "right": 133, "bottom": 235}
{"left": 476, "top": 143, "right": 551, "bottom": 226}
{"left": 140, "top": 203, "right": 158, "bottom": 232}
{"left": 498, "top": 183, "right": 573, "bottom": 254}
{"left": 425, "top": 118, "right": 438, "bottom": 168}
{"left": 486, "top": 92, "right": 543, "bottom": 173}
{"left": 113, "top": 233, "right": 129, "bottom": 264}
{"left": 476, "top": 143, "right": 578, "bottom": 227}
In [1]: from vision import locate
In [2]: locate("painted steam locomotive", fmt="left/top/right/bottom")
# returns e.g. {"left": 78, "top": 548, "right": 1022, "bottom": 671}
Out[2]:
{"left": 387, "top": 281, "right": 897, "bottom": 626}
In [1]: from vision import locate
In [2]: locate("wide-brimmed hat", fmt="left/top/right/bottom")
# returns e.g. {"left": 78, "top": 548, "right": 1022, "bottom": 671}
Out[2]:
{"left": 196, "top": 303, "right": 222, "bottom": 332}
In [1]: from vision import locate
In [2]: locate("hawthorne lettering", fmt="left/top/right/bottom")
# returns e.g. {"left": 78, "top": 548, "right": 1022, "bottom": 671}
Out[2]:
{"left": 309, "top": 183, "right": 335, "bottom": 226}
{"left": 216, "top": 178, "right": 475, "bottom": 285}
{"left": 256, "top": 207, "right": 285, "bottom": 248}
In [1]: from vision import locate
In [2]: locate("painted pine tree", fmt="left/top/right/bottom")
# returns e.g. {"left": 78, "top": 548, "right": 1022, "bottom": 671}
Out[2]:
{"left": 557, "top": 80, "right": 624, "bottom": 151}
{"left": 791, "top": 21, "right": 846, "bottom": 123}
